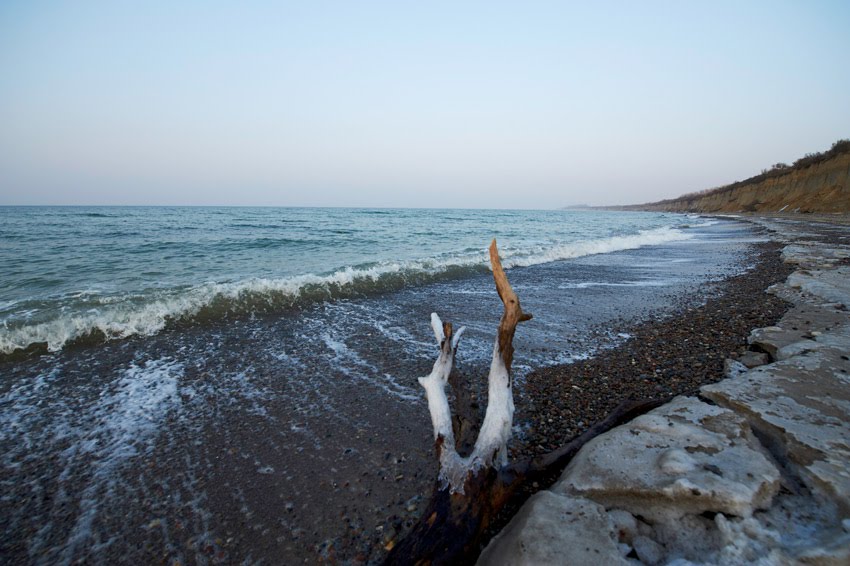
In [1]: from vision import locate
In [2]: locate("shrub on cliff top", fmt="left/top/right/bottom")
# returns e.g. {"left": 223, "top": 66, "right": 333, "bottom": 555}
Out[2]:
{"left": 675, "top": 138, "right": 850, "bottom": 202}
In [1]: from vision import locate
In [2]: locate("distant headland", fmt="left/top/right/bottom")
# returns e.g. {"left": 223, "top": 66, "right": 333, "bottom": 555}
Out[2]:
{"left": 614, "top": 139, "right": 850, "bottom": 214}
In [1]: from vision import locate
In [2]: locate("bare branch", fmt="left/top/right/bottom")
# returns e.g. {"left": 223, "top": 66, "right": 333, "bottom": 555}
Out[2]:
{"left": 489, "top": 239, "right": 532, "bottom": 375}
{"left": 418, "top": 241, "right": 533, "bottom": 492}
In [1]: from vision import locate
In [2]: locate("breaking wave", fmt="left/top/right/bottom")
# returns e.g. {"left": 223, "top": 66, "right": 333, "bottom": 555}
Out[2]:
{"left": 0, "top": 226, "right": 690, "bottom": 356}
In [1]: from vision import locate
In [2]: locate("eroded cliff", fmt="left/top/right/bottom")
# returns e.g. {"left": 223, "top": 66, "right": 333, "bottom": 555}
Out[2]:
{"left": 634, "top": 147, "right": 850, "bottom": 214}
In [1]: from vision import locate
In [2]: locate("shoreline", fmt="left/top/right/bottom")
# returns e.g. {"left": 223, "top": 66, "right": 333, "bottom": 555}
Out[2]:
{"left": 1, "top": 215, "right": 821, "bottom": 564}
{"left": 474, "top": 233, "right": 795, "bottom": 556}
{"left": 0, "top": 214, "right": 759, "bottom": 566}
{"left": 517, "top": 238, "right": 793, "bottom": 457}
{"left": 477, "top": 215, "right": 850, "bottom": 564}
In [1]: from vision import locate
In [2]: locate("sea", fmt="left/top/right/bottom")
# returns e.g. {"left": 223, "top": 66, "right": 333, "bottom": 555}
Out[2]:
{"left": 0, "top": 206, "right": 763, "bottom": 563}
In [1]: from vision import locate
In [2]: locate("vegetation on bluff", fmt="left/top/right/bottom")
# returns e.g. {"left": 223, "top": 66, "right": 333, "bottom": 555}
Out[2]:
{"left": 678, "top": 139, "right": 850, "bottom": 201}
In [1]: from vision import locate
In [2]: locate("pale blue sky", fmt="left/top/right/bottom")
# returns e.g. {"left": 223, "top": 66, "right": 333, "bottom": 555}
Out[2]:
{"left": 1, "top": 1, "right": 849, "bottom": 208}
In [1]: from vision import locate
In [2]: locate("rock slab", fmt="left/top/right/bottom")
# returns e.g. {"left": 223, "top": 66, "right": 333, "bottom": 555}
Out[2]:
{"left": 478, "top": 492, "right": 628, "bottom": 566}
{"left": 554, "top": 396, "right": 779, "bottom": 521}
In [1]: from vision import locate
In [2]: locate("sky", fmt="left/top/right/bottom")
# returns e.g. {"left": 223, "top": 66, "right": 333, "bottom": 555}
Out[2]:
{"left": 1, "top": 1, "right": 849, "bottom": 209}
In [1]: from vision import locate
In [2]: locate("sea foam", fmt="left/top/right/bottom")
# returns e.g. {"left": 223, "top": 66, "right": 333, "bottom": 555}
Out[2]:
{"left": 0, "top": 226, "right": 691, "bottom": 355}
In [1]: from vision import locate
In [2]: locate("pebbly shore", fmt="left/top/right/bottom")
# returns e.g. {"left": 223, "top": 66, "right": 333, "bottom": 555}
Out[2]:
{"left": 516, "top": 238, "right": 794, "bottom": 458}
{"left": 458, "top": 233, "right": 796, "bottom": 557}
{"left": 478, "top": 215, "right": 850, "bottom": 565}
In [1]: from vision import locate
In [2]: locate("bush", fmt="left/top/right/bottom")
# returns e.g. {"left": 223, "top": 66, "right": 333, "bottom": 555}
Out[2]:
{"left": 673, "top": 139, "right": 849, "bottom": 201}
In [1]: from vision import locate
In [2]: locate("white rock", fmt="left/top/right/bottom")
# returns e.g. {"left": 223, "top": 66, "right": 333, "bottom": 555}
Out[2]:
{"left": 657, "top": 449, "right": 697, "bottom": 475}
{"left": 554, "top": 396, "right": 780, "bottom": 520}
{"left": 787, "top": 267, "right": 850, "bottom": 305}
{"left": 477, "top": 492, "right": 628, "bottom": 566}
{"left": 702, "top": 324, "right": 850, "bottom": 515}
{"left": 724, "top": 358, "right": 749, "bottom": 379}
{"left": 607, "top": 509, "right": 638, "bottom": 544}
{"left": 632, "top": 535, "right": 664, "bottom": 565}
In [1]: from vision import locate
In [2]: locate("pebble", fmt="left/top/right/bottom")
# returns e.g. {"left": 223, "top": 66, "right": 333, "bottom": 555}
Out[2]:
{"left": 514, "top": 242, "right": 794, "bottom": 461}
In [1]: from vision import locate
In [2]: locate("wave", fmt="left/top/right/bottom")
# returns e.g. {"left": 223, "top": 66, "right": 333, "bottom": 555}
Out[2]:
{"left": 500, "top": 226, "right": 691, "bottom": 268}
{"left": 680, "top": 214, "right": 720, "bottom": 229}
{"left": 557, "top": 280, "right": 672, "bottom": 289}
{"left": 0, "top": 226, "right": 691, "bottom": 356}
{"left": 78, "top": 212, "right": 115, "bottom": 218}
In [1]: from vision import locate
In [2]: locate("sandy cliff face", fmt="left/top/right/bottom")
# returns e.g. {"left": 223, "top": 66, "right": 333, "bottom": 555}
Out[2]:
{"left": 641, "top": 152, "right": 850, "bottom": 213}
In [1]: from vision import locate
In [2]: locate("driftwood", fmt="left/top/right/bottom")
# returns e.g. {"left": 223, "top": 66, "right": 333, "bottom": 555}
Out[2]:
{"left": 385, "top": 241, "right": 667, "bottom": 565}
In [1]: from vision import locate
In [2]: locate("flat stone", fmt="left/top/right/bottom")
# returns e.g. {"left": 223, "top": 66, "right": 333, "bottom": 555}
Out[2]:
{"left": 782, "top": 243, "right": 850, "bottom": 269}
{"left": 702, "top": 324, "right": 850, "bottom": 514}
{"left": 787, "top": 267, "right": 850, "bottom": 305}
{"left": 632, "top": 535, "right": 664, "bottom": 565}
{"left": 782, "top": 242, "right": 850, "bottom": 268}
{"left": 748, "top": 303, "right": 848, "bottom": 361}
{"left": 724, "top": 358, "right": 749, "bottom": 379}
{"left": 477, "top": 491, "right": 628, "bottom": 566}
{"left": 553, "top": 396, "right": 780, "bottom": 521}
{"left": 738, "top": 351, "right": 770, "bottom": 368}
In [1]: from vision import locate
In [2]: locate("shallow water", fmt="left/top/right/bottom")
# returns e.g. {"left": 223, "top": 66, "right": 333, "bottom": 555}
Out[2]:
{"left": 0, "top": 208, "right": 763, "bottom": 563}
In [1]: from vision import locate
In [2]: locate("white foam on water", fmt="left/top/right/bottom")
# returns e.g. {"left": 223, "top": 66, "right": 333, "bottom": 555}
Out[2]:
{"left": 231, "top": 376, "right": 272, "bottom": 417}
{"left": 60, "top": 358, "right": 183, "bottom": 562}
{"left": 0, "top": 226, "right": 693, "bottom": 356}
{"left": 557, "top": 280, "right": 673, "bottom": 290}
{"left": 501, "top": 226, "right": 693, "bottom": 268}
{"left": 1, "top": 358, "right": 186, "bottom": 563}
{"left": 0, "top": 367, "right": 63, "bottom": 457}
{"left": 320, "top": 332, "right": 418, "bottom": 401}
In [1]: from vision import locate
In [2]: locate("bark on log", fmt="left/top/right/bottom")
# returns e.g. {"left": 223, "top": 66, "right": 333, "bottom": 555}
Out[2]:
{"left": 448, "top": 369, "right": 479, "bottom": 456}
{"left": 489, "top": 239, "right": 532, "bottom": 378}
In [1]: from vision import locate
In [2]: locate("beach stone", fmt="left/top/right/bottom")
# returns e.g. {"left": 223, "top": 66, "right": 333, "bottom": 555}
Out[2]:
{"left": 632, "top": 535, "right": 664, "bottom": 565}
{"left": 782, "top": 243, "right": 850, "bottom": 267}
{"left": 607, "top": 509, "right": 638, "bottom": 544}
{"left": 724, "top": 358, "right": 749, "bottom": 379}
{"left": 704, "top": 248, "right": 850, "bottom": 514}
{"left": 477, "top": 491, "right": 628, "bottom": 566}
{"left": 786, "top": 267, "right": 850, "bottom": 305}
{"left": 748, "top": 303, "right": 848, "bottom": 361}
{"left": 747, "top": 325, "right": 786, "bottom": 360}
{"left": 552, "top": 396, "right": 780, "bottom": 521}
{"left": 738, "top": 350, "right": 769, "bottom": 368}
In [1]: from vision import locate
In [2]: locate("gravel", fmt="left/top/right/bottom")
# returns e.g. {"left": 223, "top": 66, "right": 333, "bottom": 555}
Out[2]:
{"left": 513, "top": 240, "right": 793, "bottom": 460}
